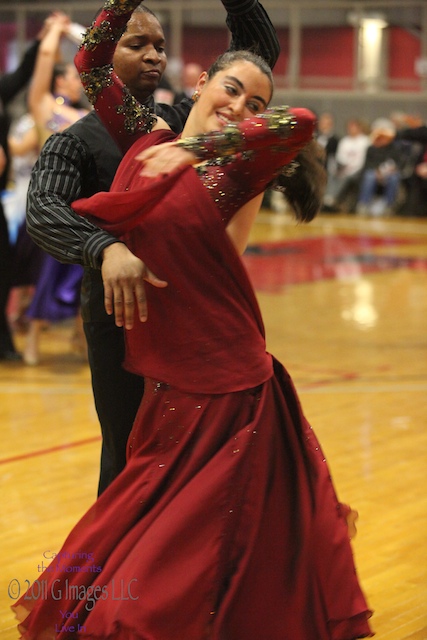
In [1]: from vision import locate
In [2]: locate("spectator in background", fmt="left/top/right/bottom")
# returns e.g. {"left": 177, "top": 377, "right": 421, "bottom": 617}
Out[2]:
{"left": 153, "top": 74, "right": 176, "bottom": 106}
{"left": 323, "top": 117, "right": 370, "bottom": 213}
{"left": 174, "top": 61, "right": 203, "bottom": 103}
{"left": 6, "top": 114, "right": 39, "bottom": 239}
{"left": 6, "top": 113, "right": 45, "bottom": 330}
{"left": 29, "top": 13, "right": 86, "bottom": 146}
{"left": 408, "top": 149, "right": 427, "bottom": 217}
{"left": 371, "top": 117, "right": 427, "bottom": 217}
{"left": 23, "top": 12, "right": 88, "bottom": 365}
{"left": 316, "top": 111, "right": 339, "bottom": 180}
{"left": 356, "top": 118, "right": 404, "bottom": 217}
{"left": 0, "top": 18, "right": 52, "bottom": 361}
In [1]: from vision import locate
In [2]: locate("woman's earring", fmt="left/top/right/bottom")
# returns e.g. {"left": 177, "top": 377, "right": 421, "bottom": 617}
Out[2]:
{"left": 192, "top": 90, "right": 199, "bottom": 103}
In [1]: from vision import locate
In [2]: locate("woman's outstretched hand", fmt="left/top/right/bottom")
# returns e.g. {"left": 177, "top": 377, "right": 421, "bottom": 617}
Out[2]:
{"left": 136, "top": 141, "right": 196, "bottom": 178}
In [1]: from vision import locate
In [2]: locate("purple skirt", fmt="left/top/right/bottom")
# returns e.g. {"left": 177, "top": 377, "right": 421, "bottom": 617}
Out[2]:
{"left": 26, "top": 253, "right": 83, "bottom": 322}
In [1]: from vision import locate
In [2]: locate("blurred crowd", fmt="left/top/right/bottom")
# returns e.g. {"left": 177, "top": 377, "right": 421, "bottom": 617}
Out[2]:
{"left": 0, "top": 12, "right": 88, "bottom": 363}
{"left": 316, "top": 110, "right": 427, "bottom": 218}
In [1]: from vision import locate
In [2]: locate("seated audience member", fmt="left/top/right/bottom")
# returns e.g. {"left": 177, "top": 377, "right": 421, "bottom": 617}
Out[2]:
{"left": 323, "top": 118, "right": 370, "bottom": 213}
{"left": 316, "top": 111, "right": 339, "bottom": 175}
{"left": 404, "top": 147, "right": 427, "bottom": 217}
{"left": 356, "top": 118, "right": 404, "bottom": 216}
{"left": 372, "top": 117, "right": 427, "bottom": 217}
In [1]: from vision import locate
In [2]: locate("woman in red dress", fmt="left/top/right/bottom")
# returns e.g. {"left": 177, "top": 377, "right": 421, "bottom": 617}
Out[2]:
{"left": 12, "top": 1, "right": 372, "bottom": 638}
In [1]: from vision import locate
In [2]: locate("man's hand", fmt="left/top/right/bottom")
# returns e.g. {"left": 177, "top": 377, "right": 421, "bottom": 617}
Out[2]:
{"left": 101, "top": 243, "right": 167, "bottom": 329}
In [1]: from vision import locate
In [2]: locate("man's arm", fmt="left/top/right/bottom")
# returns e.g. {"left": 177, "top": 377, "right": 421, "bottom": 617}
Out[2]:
{"left": 222, "top": 0, "right": 280, "bottom": 69}
{"left": 220, "top": 0, "right": 326, "bottom": 223}
{"left": 27, "top": 131, "right": 166, "bottom": 326}
{"left": 156, "top": 0, "right": 280, "bottom": 130}
{"left": 27, "top": 133, "right": 119, "bottom": 268}
{"left": 0, "top": 41, "right": 40, "bottom": 105}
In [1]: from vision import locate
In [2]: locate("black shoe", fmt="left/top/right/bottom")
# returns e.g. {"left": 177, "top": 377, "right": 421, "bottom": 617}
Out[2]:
{"left": 0, "top": 349, "right": 22, "bottom": 361}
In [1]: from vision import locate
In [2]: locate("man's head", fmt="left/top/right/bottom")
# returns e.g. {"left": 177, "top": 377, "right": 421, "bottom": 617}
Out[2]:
{"left": 318, "top": 112, "right": 335, "bottom": 135}
{"left": 182, "top": 62, "right": 203, "bottom": 94}
{"left": 346, "top": 118, "right": 365, "bottom": 137}
{"left": 112, "top": 5, "right": 167, "bottom": 103}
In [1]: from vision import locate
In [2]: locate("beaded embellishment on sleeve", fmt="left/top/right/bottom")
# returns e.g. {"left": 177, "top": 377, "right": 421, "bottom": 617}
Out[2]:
{"left": 176, "top": 126, "right": 243, "bottom": 161}
{"left": 258, "top": 106, "right": 297, "bottom": 136}
{"left": 117, "top": 91, "right": 157, "bottom": 135}
{"left": 80, "top": 66, "right": 114, "bottom": 105}
{"left": 176, "top": 107, "right": 297, "bottom": 162}
{"left": 103, "top": 0, "right": 139, "bottom": 15}
{"left": 81, "top": 20, "right": 126, "bottom": 51}
{"left": 76, "top": 0, "right": 157, "bottom": 137}
{"left": 80, "top": 64, "right": 157, "bottom": 134}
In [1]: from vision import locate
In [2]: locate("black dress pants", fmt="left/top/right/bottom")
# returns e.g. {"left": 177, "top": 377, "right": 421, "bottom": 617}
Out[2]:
{"left": 0, "top": 203, "right": 17, "bottom": 355}
{"left": 84, "top": 319, "right": 145, "bottom": 495}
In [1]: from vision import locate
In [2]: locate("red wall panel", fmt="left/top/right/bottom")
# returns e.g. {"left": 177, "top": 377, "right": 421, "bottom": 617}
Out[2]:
{"left": 274, "top": 28, "right": 289, "bottom": 77}
{"left": 300, "top": 27, "right": 354, "bottom": 77}
{"left": 388, "top": 26, "right": 421, "bottom": 79}
{"left": 182, "top": 26, "right": 230, "bottom": 69}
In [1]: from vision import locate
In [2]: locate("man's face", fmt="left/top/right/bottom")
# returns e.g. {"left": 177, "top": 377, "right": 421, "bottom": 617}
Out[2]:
{"left": 113, "top": 11, "right": 167, "bottom": 103}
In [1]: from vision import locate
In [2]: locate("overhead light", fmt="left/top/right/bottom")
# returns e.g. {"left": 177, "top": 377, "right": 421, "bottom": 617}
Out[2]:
{"left": 347, "top": 11, "right": 388, "bottom": 29}
{"left": 361, "top": 17, "right": 388, "bottom": 29}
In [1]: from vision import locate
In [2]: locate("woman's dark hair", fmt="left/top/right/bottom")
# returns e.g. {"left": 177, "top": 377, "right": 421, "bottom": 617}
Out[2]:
{"left": 274, "top": 140, "right": 327, "bottom": 223}
{"left": 50, "top": 63, "right": 68, "bottom": 94}
{"left": 207, "top": 50, "right": 273, "bottom": 102}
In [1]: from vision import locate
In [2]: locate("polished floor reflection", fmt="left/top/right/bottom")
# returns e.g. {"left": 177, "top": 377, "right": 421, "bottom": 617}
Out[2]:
{"left": 244, "top": 233, "right": 427, "bottom": 289}
{"left": 1, "top": 211, "right": 426, "bottom": 639}
{"left": 245, "top": 212, "right": 427, "bottom": 640}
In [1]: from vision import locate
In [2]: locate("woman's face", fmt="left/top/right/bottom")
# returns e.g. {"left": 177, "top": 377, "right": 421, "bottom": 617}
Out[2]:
{"left": 191, "top": 61, "right": 272, "bottom": 135}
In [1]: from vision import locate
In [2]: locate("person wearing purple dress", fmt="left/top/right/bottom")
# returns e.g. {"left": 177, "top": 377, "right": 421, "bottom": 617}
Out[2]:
{"left": 23, "top": 12, "right": 88, "bottom": 364}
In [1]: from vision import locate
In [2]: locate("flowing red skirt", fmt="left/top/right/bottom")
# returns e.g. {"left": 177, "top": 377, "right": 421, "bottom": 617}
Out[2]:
{"left": 12, "top": 358, "right": 372, "bottom": 640}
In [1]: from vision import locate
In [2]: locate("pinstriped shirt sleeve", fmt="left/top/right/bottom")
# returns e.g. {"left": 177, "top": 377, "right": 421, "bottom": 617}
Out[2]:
{"left": 26, "top": 133, "right": 120, "bottom": 270}
{"left": 222, "top": 0, "right": 280, "bottom": 69}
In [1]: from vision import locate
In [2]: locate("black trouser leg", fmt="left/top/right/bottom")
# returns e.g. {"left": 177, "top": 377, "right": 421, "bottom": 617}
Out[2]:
{"left": 84, "top": 320, "right": 145, "bottom": 495}
{"left": 0, "top": 204, "right": 17, "bottom": 354}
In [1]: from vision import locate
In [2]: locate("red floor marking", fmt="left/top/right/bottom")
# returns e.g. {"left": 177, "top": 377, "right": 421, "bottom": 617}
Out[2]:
{"left": 243, "top": 234, "right": 427, "bottom": 292}
{"left": 0, "top": 435, "right": 101, "bottom": 466}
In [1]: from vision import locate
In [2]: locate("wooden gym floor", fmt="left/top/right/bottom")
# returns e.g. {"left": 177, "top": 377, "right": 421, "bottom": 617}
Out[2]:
{"left": 1, "top": 210, "right": 426, "bottom": 639}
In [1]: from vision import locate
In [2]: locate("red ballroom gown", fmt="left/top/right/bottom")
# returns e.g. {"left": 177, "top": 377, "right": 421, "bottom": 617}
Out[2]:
{"left": 11, "top": 0, "right": 373, "bottom": 636}
{"left": 12, "top": 118, "right": 373, "bottom": 639}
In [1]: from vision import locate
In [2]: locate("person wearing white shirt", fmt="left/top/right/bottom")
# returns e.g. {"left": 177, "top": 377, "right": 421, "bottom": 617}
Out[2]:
{"left": 323, "top": 118, "right": 370, "bottom": 212}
